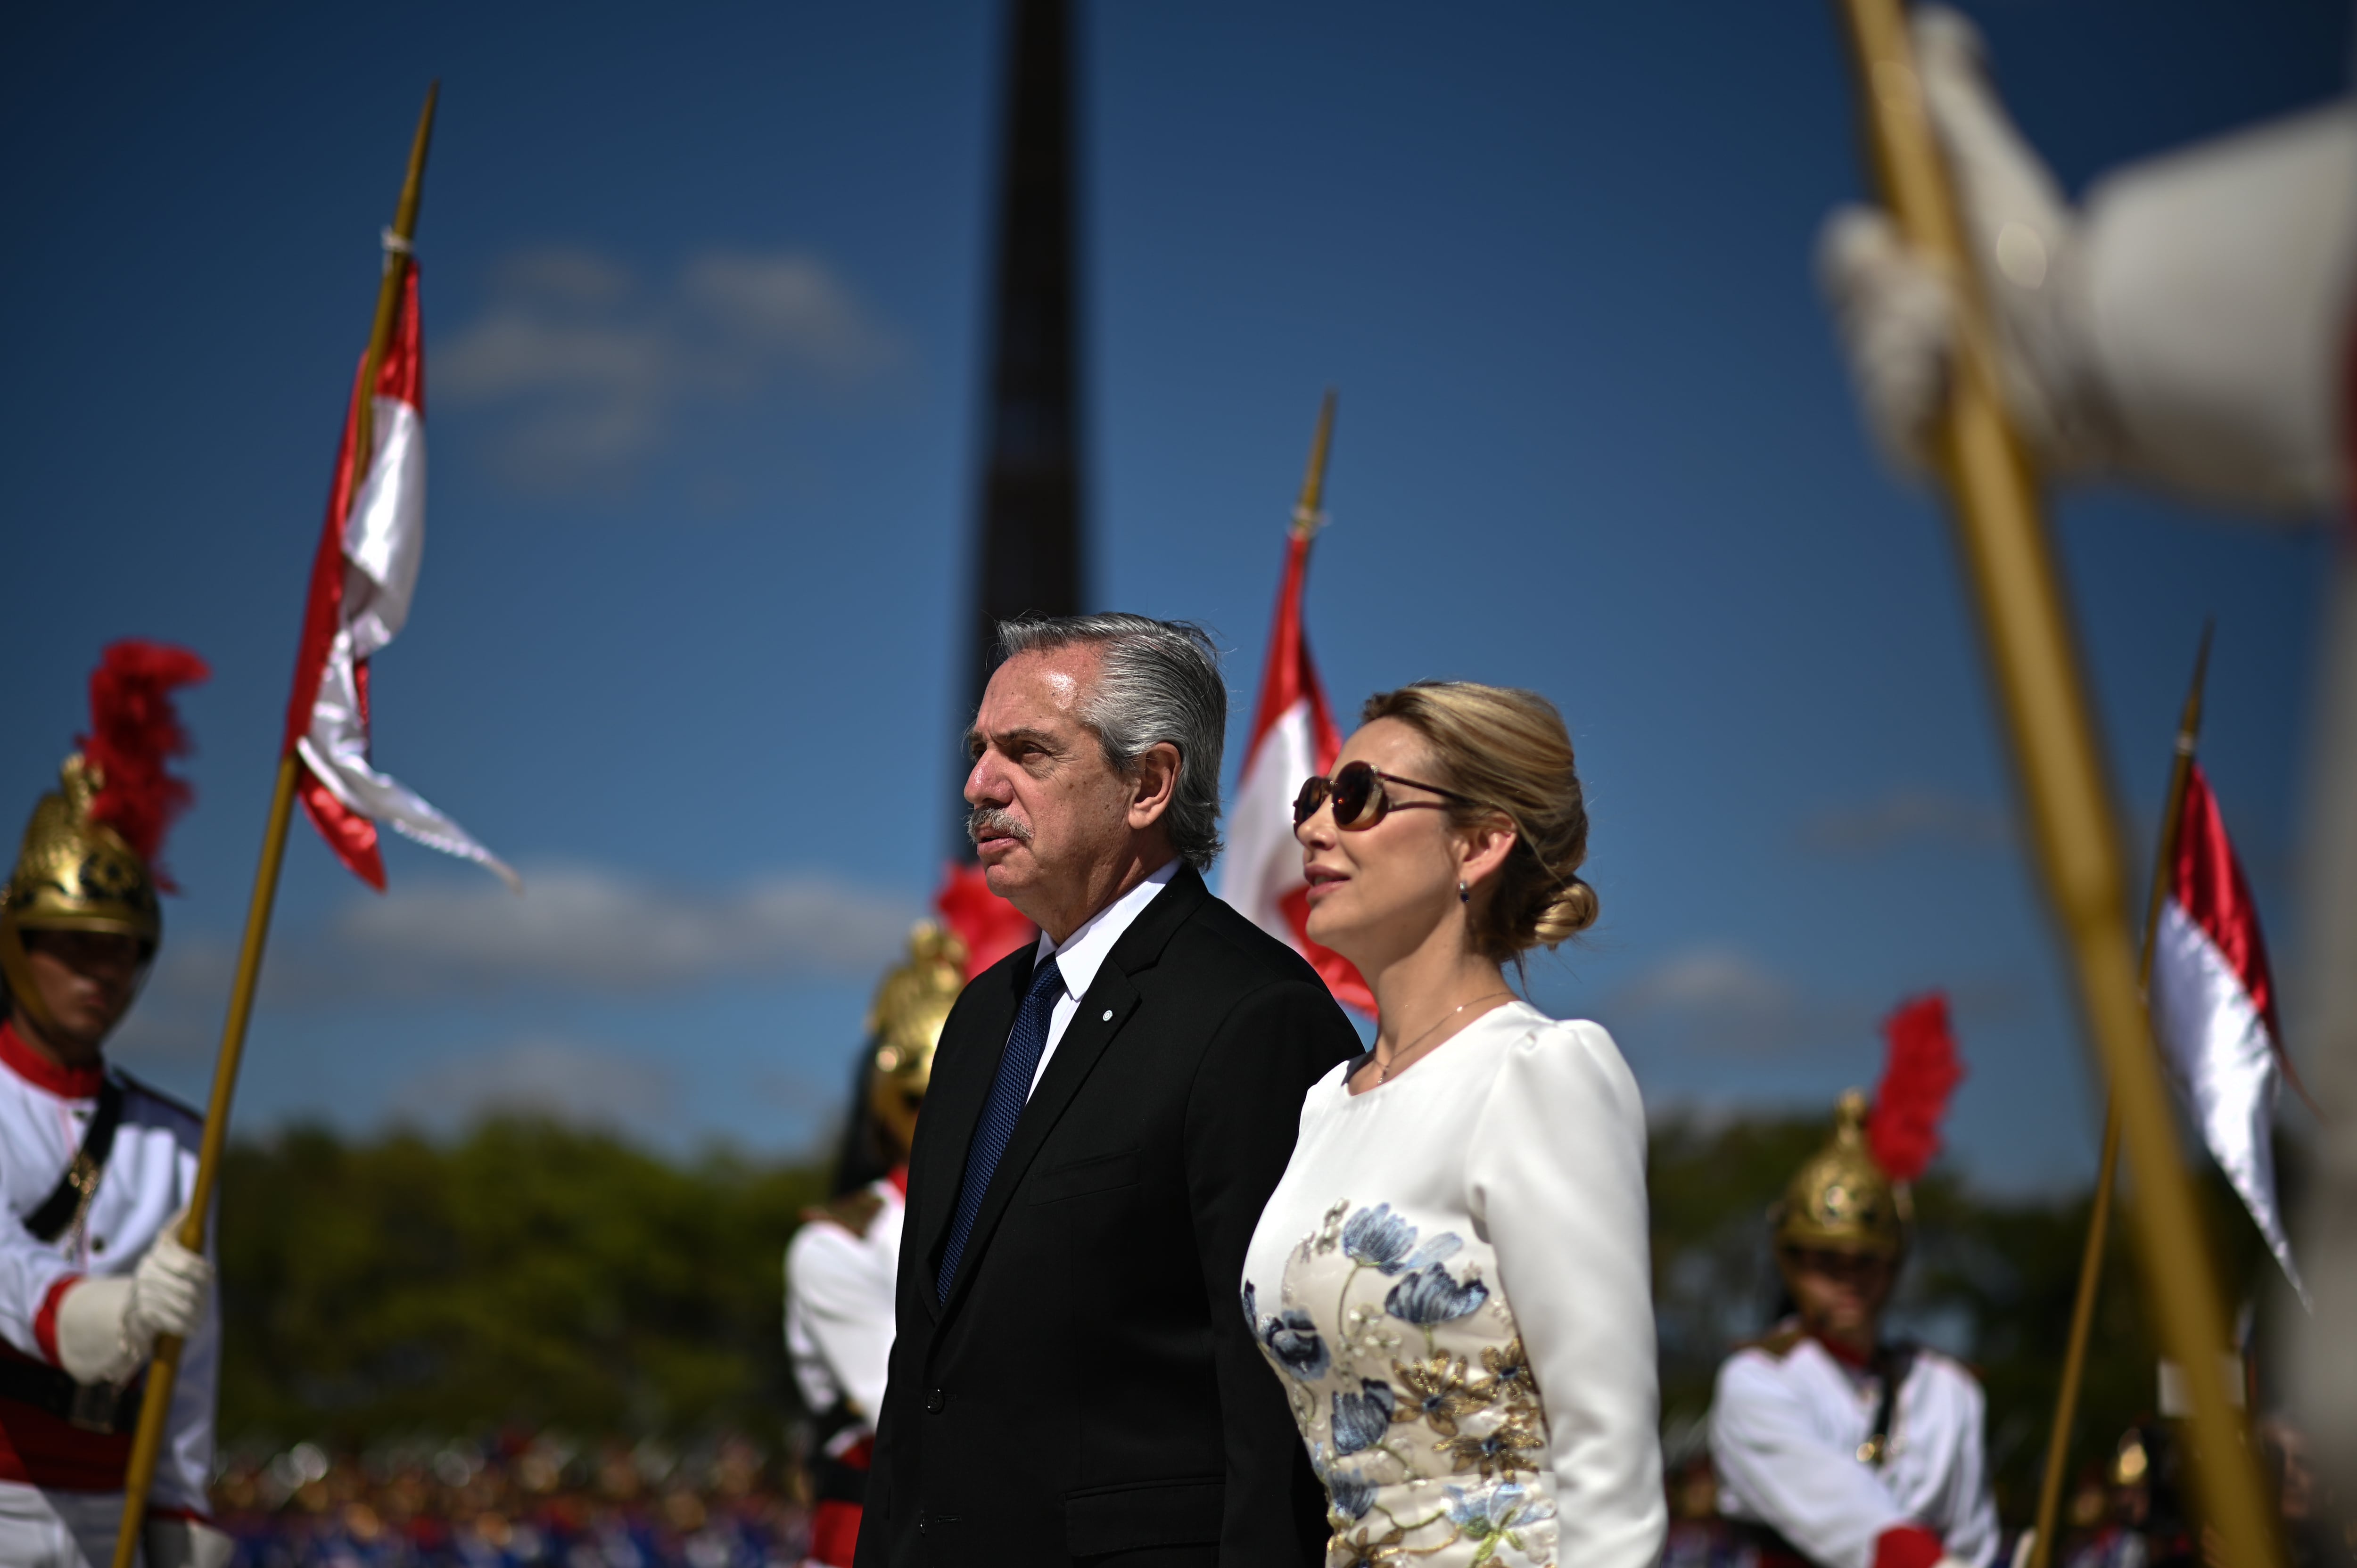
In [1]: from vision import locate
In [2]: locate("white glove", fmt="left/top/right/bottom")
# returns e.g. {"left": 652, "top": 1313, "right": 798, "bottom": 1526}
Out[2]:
{"left": 129, "top": 1221, "right": 211, "bottom": 1343}
{"left": 1819, "top": 6, "right": 2357, "bottom": 516}
{"left": 51, "top": 1217, "right": 212, "bottom": 1385}
{"left": 144, "top": 1517, "right": 234, "bottom": 1568}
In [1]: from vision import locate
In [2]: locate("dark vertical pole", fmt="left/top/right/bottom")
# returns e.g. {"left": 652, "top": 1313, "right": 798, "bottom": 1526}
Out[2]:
{"left": 957, "top": 0, "right": 1087, "bottom": 823}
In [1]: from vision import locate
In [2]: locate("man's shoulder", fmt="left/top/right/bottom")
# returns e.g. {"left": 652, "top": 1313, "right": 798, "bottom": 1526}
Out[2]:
{"left": 1161, "top": 884, "right": 1330, "bottom": 993}
{"left": 116, "top": 1070, "right": 205, "bottom": 1140}
{"left": 1899, "top": 1342, "right": 1986, "bottom": 1402}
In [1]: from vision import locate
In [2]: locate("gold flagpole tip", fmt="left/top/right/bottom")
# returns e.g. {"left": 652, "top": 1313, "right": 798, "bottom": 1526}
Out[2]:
{"left": 1291, "top": 387, "right": 1337, "bottom": 540}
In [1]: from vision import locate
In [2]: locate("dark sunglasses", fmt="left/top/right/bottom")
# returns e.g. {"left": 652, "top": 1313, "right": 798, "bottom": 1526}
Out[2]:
{"left": 1293, "top": 761, "right": 1481, "bottom": 830}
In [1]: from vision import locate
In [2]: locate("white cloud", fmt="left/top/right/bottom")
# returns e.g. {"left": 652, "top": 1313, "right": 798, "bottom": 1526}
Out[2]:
{"left": 1799, "top": 788, "right": 2011, "bottom": 855}
{"left": 436, "top": 245, "right": 903, "bottom": 493}
{"left": 120, "top": 862, "right": 918, "bottom": 1018}
{"left": 1610, "top": 946, "right": 1798, "bottom": 1018}
{"left": 390, "top": 1035, "right": 676, "bottom": 1130}
{"left": 1600, "top": 944, "right": 2037, "bottom": 1061}
{"left": 1599, "top": 944, "right": 1857, "bottom": 1056}
{"left": 325, "top": 861, "right": 917, "bottom": 995}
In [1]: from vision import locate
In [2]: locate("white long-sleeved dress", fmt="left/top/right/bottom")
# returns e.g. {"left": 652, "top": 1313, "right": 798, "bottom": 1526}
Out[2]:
{"left": 1241, "top": 1002, "right": 1665, "bottom": 1568}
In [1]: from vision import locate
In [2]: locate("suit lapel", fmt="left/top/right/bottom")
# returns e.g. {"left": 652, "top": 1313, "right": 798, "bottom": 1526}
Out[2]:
{"left": 913, "top": 948, "right": 1030, "bottom": 1322}
{"left": 933, "top": 868, "right": 1209, "bottom": 1323}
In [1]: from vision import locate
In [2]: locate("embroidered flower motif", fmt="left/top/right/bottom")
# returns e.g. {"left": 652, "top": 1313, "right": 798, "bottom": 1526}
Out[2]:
{"left": 1444, "top": 1481, "right": 1557, "bottom": 1564}
{"left": 1436, "top": 1410, "right": 1546, "bottom": 1480}
{"left": 1259, "top": 1307, "right": 1332, "bottom": 1381}
{"left": 1342, "top": 1204, "right": 1465, "bottom": 1276}
{"left": 1331, "top": 1379, "right": 1397, "bottom": 1455}
{"left": 1390, "top": 1353, "right": 1497, "bottom": 1437}
{"left": 1343, "top": 1302, "right": 1404, "bottom": 1360}
{"left": 1481, "top": 1337, "right": 1540, "bottom": 1407}
{"left": 1314, "top": 1199, "right": 1350, "bottom": 1254}
{"left": 1330, "top": 1522, "right": 1408, "bottom": 1568}
{"left": 1323, "top": 1464, "right": 1378, "bottom": 1523}
{"left": 1385, "top": 1262, "right": 1490, "bottom": 1326}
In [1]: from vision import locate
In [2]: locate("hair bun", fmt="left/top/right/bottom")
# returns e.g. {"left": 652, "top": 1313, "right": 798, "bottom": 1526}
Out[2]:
{"left": 1529, "top": 877, "right": 1599, "bottom": 949}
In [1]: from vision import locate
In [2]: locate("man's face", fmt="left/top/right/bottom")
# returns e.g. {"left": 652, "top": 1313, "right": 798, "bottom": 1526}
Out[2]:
{"left": 1781, "top": 1244, "right": 1896, "bottom": 1346}
{"left": 14, "top": 928, "right": 143, "bottom": 1055}
{"left": 964, "top": 646, "right": 1137, "bottom": 928}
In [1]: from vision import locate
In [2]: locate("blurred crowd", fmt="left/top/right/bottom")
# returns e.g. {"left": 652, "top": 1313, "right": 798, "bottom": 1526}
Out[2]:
{"left": 211, "top": 1430, "right": 810, "bottom": 1568}
{"left": 206, "top": 1401, "right": 2347, "bottom": 1568}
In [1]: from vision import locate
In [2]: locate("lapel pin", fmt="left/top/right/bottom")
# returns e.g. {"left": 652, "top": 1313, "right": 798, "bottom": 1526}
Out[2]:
{"left": 1102, "top": 1009, "right": 1113, "bottom": 1021}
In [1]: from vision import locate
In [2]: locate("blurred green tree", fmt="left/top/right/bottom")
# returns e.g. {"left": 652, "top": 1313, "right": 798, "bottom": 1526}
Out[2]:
{"left": 215, "top": 1118, "right": 828, "bottom": 1449}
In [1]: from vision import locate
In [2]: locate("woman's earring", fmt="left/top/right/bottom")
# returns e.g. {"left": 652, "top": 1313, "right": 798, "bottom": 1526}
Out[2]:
{"left": 1458, "top": 879, "right": 1470, "bottom": 904}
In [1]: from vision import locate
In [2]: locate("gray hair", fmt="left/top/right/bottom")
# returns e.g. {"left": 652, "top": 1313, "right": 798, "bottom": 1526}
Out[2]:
{"left": 996, "top": 614, "right": 1227, "bottom": 871}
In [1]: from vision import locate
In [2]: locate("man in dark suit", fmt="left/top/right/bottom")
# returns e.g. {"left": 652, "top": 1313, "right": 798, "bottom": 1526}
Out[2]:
{"left": 856, "top": 614, "right": 1360, "bottom": 1568}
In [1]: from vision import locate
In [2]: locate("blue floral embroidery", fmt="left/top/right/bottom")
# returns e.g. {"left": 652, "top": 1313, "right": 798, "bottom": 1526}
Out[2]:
{"left": 1385, "top": 1262, "right": 1490, "bottom": 1325}
{"left": 1341, "top": 1204, "right": 1465, "bottom": 1276}
{"left": 1341, "top": 1204, "right": 1415, "bottom": 1269}
{"left": 1259, "top": 1307, "right": 1331, "bottom": 1381}
{"left": 1325, "top": 1465, "right": 1378, "bottom": 1522}
{"left": 1444, "top": 1480, "right": 1556, "bottom": 1558}
{"left": 1331, "top": 1379, "right": 1397, "bottom": 1455}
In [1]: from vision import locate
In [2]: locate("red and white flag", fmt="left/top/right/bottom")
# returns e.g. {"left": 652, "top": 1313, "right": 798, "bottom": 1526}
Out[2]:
{"left": 1219, "top": 529, "right": 1372, "bottom": 1014}
{"left": 282, "top": 262, "right": 515, "bottom": 892}
{"left": 2150, "top": 760, "right": 2305, "bottom": 1302}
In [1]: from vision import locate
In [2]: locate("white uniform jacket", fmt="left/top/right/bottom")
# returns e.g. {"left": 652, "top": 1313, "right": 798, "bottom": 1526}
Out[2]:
{"left": 785, "top": 1172, "right": 905, "bottom": 1430}
{"left": 0, "top": 1025, "right": 217, "bottom": 1515}
{"left": 1711, "top": 1327, "right": 1999, "bottom": 1568}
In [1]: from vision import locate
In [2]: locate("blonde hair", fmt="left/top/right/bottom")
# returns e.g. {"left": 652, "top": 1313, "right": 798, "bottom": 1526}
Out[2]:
{"left": 1359, "top": 681, "right": 1598, "bottom": 959}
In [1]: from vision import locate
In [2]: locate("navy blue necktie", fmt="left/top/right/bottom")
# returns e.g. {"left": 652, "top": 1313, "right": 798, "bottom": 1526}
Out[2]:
{"left": 936, "top": 954, "right": 1064, "bottom": 1303}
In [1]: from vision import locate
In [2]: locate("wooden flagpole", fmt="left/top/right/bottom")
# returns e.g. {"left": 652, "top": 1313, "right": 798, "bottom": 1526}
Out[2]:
{"left": 1293, "top": 388, "right": 1337, "bottom": 541}
{"left": 1825, "top": 8, "right": 2276, "bottom": 1568}
{"left": 2025, "top": 624, "right": 2215, "bottom": 1568}
{"left": 109, "top": 84, "right": 439, "bottom": 1568}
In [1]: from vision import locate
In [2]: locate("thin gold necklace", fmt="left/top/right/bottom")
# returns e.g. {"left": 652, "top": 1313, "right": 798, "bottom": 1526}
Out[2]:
{"left": 1371, "top": 990, "right": 1515, "bottom": 1084}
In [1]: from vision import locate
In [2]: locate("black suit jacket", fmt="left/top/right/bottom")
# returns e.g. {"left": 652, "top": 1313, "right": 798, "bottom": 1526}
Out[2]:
{"left": 854, "top": 866, "right": 1360, "bottom": 1568}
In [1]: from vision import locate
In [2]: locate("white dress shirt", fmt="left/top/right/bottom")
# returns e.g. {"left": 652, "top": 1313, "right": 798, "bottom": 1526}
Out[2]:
{"left": 1024, "top": 858, "right": 1180, "bottom": 1096}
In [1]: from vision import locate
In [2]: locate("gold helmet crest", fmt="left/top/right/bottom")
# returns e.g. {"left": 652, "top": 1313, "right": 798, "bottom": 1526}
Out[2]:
{"left": 866, "top": 921, "right": 969, "bottom": 1158}
{"left": 4, "top": 755, "right": 164, "bottom": 947}
{"left": 1772, "top": 1089, "right": 1906, "bottom": 1257}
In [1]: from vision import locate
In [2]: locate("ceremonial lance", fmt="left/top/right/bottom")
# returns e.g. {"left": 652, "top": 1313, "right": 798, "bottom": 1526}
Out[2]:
{"left": 2025, "top": 624, "right": 2212, "bottom": 1568}
{"left": 1825, "top": 8, "right": 2275, "bottom": 1568}
{"left": 108, "top": 86, "right": 441, "bottom": 1568}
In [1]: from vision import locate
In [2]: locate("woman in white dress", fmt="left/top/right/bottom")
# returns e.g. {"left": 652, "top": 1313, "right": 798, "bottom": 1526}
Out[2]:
{"left": 1241, "top": 681, "right": 1665, "bottom": 1568}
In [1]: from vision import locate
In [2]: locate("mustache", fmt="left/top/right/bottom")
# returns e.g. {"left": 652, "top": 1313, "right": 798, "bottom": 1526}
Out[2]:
{"left": 966, "top": 807, "right": 1031, "bottom": 847}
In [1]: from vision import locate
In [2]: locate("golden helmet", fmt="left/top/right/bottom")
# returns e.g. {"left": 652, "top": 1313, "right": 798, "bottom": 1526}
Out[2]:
{"left": 4, "top": 755, "right": 163, "bottom": 948}
{"left": 1772, "top": 1089, "right": 1906, "bottom": 1257}
{"left": 0, "top": 641, "right": 207, "bottom": 1037}
{"left": 866, "top": 920, "right": 969, "bottom": 1158}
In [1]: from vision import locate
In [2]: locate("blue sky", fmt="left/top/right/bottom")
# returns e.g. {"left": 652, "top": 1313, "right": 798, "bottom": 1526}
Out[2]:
{"left": 3, "top": 0, "right": 2344, "bottom": 1189}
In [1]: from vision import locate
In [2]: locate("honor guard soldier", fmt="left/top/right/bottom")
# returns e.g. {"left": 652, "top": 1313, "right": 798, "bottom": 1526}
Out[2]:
{"left": 0, "top": 642, "right": 225, "bottom": 1568}
{"left": 786, "top": 922, "right": 965, "bottom": 1568}
{"left": 1710, "top": 1091, "right": 2000, "bottom": 1568}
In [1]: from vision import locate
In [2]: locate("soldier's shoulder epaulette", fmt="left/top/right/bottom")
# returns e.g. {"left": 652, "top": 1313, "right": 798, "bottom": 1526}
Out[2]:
{"left": 113, "top": 1069, "right": 203, "bottom": 1130}
{"left": 1735, "top": 1324, "right": 1808, "bottom": 1361}
{"left": 802, "top": 1188, "right": 887, "bottom": 1240}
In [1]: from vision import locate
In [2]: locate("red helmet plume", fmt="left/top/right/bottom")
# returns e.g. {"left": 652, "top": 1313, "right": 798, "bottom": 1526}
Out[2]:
{"left": 1867, "top": 991, "right": 1965, "bottom": 1184}
{"left": 80, "top": 640, "right": 211, "bottom": 889}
